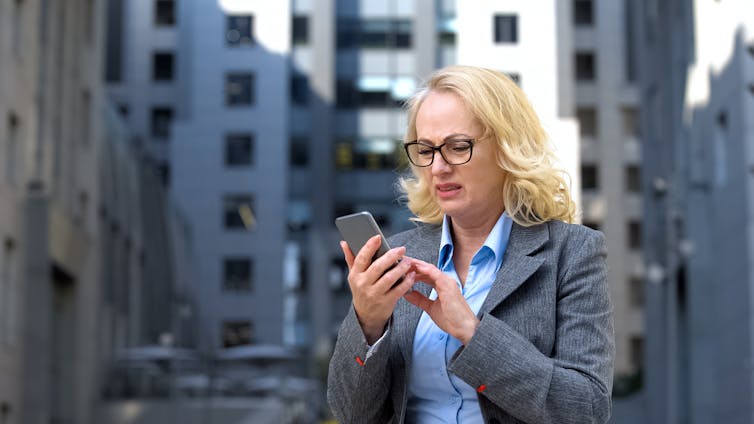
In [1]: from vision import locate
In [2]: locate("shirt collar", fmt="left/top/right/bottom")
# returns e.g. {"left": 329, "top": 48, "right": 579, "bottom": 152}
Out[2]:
{"left": 437, "top": 211, "right": 513, "bottom": 273}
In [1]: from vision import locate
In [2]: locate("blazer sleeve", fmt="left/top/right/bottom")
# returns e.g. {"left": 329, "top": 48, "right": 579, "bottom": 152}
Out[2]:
{"left": 447, "top": 229, "right": 614, "bottom": 424}
{"left": 327, "top": 305, "right": 395, "bottom": 424}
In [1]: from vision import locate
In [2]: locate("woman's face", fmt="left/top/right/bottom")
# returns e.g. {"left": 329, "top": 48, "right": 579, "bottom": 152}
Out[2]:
{"left": 414, "top": 90, "right": 506, "bottom": 224}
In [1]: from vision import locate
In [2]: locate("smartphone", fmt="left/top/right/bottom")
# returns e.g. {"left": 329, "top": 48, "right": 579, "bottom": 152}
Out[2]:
{"left": 335, "top": 211, "right": 391, "bottom": 261}
{"left": 335, "top": 211, "right": 404, "bottom": 286}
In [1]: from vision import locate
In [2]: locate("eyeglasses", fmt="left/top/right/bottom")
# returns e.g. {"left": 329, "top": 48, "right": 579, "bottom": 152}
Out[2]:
{"left": 403, "top": 139, "right": 475, "bottom": 167}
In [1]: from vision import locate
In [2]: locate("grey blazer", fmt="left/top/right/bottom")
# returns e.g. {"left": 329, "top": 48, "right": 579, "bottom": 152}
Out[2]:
{"left": 327, "top": 220, "right": 614, "bottom": 424}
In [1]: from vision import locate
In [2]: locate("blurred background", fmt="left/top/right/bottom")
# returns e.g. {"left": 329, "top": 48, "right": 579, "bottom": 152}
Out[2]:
{"left": 0, "top": 0, "right": 752, "bottom": 423}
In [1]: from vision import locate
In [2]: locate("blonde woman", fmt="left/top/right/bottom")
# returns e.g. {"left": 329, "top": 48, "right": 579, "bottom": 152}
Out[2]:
{"left": 328, "top": 66, "right": 614, "bottom": 424}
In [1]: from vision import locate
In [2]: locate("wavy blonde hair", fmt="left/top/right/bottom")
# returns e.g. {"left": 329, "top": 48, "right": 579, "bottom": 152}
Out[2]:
{"left": 398, "top": 65, "right": 576, "bottom": 227}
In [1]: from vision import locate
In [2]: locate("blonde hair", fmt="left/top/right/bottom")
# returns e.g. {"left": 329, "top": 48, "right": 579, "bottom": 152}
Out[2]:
{"left": 398, "top": 65, "right": 576, "bottom": 227}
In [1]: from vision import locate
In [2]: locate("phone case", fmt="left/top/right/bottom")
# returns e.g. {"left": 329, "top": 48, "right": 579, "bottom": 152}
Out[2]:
{"left": 335, "top": 211, "right": 391, "bottom": 259}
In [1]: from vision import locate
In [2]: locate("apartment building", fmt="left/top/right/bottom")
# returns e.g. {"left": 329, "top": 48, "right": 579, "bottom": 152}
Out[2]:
{"left": 0, "top": 1, "right": 191, "bottom": 422}
{"left": 571, "top": 0, "right": 644, "bottom": 383}
{"left": 635, "top": 0, "right": 754, "bottom": 422}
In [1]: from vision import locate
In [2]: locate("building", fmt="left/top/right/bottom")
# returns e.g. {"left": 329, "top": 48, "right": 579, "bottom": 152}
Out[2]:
{"left": 570, "top": 0, "right": 645, "bottom": 386}
{"left": 0, "top": 0, "right": 193, "bottom": 422}
{"left": 634, "top": 0, "right": 754, "bottom": 422}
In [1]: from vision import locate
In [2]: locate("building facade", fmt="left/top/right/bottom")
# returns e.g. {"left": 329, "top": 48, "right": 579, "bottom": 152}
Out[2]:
{"left": 635, "top": 0, "right": 754, "bottom": 422}
{"left": 0, "top": 0, "right": 192, "bottom": 422}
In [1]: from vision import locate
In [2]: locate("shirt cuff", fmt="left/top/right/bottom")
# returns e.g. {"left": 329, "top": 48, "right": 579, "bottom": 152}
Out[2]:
{"left": 364, "top": 318, "right": 392, "bottom": 361}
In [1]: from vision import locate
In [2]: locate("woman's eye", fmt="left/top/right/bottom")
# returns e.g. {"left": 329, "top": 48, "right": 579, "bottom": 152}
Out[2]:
{"left": 417, "top": 147, "right": 433, "bottom": 155}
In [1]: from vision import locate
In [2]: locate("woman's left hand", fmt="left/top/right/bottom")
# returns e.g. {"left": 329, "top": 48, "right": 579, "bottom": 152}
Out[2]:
{"left": 403, "top": 259, "right": 480, "bottom": 345}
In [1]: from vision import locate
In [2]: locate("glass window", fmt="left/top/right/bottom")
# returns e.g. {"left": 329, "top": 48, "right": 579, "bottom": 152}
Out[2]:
{"left": 153, "top": 52, "right": 174, "bottom": 81}
{"left": 226, "top": 15, "right": 253, "bottom": 46}
{"left": 629, "top": 277, "right": 644, "bottom": 307}
{"left": 150, "top": 107, "right": 173, "bottom": 140}
{"left": 581, "top": 164, "right": 599, "bottom": 190}
{"left": 628, "top": 220, "right": 642, "bottom": 249}
{"left": 224, "top": 194, "right": 256, "bottom": 230}
{"left": 577, "top": 107, "right": 598, "bottom": 137}
{"left": 337, "top": 19, "right": 412, "bottom": 49}
{"left": 290, "top": 136, "right": 309, "bottom": 167}
{"left": 335, "top": 137, "right": 402, "bottom": 170}
{"left": 575, "top": 51, "right": 596, "bottom": 81}
{"left": 336, "top": 76, "right": 415, "bottom": 109}
{"left": 292, "top": 15, "right": 309, "bottom": 45}
{"left": 225, "top": 133, "right": 253, "bottom": 166}
{"left": 225, "top": 73, "right": 254, "bottom": 106}
{"left": 222, "top": 320, "right": 253, "bottom": 347}
{"left": 626, "top": 165, "right": 641, "bottom": 192}
{"left": 583, "top": 221, "right": 601, "bottom": 232}
{"left": 493, "top": 15, "right": 518, "bottom": 43}
{"left": 622, "top": 107, "right": 639, "bottom": 137}
{"left": 154, "top": 0, "right": 175, "bottom": 26}
{"left": 630, "top": 336, "right": 644, "bottom": 369}
{"left": 223, "top": 258, "right": 253, "bottom": 291}
{"left": 5, "top": 114, "right": 19, "bottom": 185}
{"left": 291, "top": 73, "right": 309, "bottom": 105}
{"left": 574, "top": 0, "right": 594, "bottom": 26}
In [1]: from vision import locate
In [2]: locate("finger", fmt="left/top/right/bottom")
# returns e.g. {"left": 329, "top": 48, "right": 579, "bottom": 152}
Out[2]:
{"left": 411, "top": 260, "right": 456, "bottom": 293}
{"left": 375, "top": 257, "right": 411, "bottom": 293}
{"left": 404, "top": 290, "right": 434, "bottom": 313}
{"left": 351, "top": 235, "right": 382, "bottom": 272}
{"left": 340, "top": 241, "right": 355, "bottom": 269}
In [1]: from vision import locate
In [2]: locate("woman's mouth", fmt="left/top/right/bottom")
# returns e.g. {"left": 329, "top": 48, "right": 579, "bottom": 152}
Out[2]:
{"left": 435, "top": 183, "right": 461, "bottom": 199}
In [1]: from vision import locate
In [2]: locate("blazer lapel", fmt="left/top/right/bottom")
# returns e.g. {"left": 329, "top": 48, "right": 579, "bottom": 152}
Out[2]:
{"left": 479, "top": 222, "right": 548, "bottom": 315}
{"left": 394, "top": 225, "right": 440, "bottom": 366}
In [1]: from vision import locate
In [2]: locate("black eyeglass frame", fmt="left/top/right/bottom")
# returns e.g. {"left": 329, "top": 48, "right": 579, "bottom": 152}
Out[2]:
{"left": 402, "top": 139, "right": 476, "bottom": 167}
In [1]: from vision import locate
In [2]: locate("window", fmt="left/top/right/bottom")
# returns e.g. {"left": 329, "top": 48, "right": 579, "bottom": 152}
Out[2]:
{"left": 574, "top": 0, "right": 594, "bottom": 26}
{"left": 290, "top": 136, "right": 309, "bottom": 167}
{"left": 226, "top": 15, "right": 253, "bottom": 46}
{"left": 337, "top": 19, "right": 412, "bottom": 49}
{"left": 292, "top": 15, "right": 309, "bottom": 45}
{"left": 626, "top": 165, "right": 641, "bottom": 192}
{"left": 504, "top": 72, "right": 521, "bottom": 85}
{"left": 622, "top": 107, "right": 639, "bottom": 137}
{"left": 13, "top": 0, "right": 23, "bottom": 55}
{"left": 494, "top": 15, "right": 518, "bottom": 43}
{"left": 223, "top": 258, "right": 252, "bottom": 291}
{"left": 575, "top": 51, "right": 596, "bottom": 81}
{"left": 222, "top": 320, "right": 253, "bottom": 347}
{"left": 118, "top": 104, "right": 130, "bottom": 118}
{"left": 290, "top": 73, "right": 309, "bottom": 105}
{"left": 336, "top": 76, "right": 415, "bottom": 109}
{"left": 224, "top": 194, "right": 255, "bottom": 230}
{"left": 225, "top": 73, "right": 254, "bottom": 106}
{"left": 287, "top": 200, "right": 312, "bottom": 232}
{"left": 630, "top": 336, "right": 644, "bottom": 369}
{"left": 628, "top": 220, "right": 642, "bottom": 249}
{"left": 577, "top": 107, "right": 598, "bottom": 137}
{"left": 6, "top": 114, "right": 20, "bottom": 185}
{"left": 153, "top": 52, "right": 174, "bottom": 81}
{"left": 1, "top": 238, "right": 16, "bottom": 346}
{"left": 157, "top": 162, "right": 170, "bottom": 186}
{"left": 335, "top": 137, "right": 401, "bottom": 170}
{"left": 329, "top": 257, "right": 349, "bottom": 292}
{"left": 225, "top": 133, "right": 253, "bottom": 166}
{"left": 81, "top": 91, "right": 91, "bottom": 145}
{"left": 624, "top": 0, "right": 637, "bottom": 82}
{"left": 154, "top": 0, "right": 175, "bottom": 26}
{"left": 581, "top": 165, "right": 598, "bottom": 190}
{"left": 629, "top": 277, "right": 644, "bottom": 307}
{"left": 583, "top": 221, "right": 601, "bottom": 232}
{"left": 150, "top": 107, "right": 173, "bottom": 140}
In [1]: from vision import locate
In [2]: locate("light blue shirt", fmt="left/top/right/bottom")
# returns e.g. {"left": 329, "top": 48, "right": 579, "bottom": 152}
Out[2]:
{"left": 406, "top": 211, "right": 513, "bottom": 423}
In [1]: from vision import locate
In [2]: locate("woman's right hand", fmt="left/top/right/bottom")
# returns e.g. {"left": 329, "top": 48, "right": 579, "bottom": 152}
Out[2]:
{"left": 341, "top": 235, "right": 415, "bottom": 344}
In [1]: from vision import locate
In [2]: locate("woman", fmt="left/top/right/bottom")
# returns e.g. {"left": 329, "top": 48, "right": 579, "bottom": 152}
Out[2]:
{"left": 328, "top": 66, "right": 614, "bottom": 423}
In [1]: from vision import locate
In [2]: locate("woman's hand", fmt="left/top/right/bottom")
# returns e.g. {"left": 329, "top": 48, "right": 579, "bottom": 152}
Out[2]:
{"left": 403, "top": 259, "right": 480, "bottom": 345}
{"left": 341, "top": 235, "right": 415, "bottom": 344}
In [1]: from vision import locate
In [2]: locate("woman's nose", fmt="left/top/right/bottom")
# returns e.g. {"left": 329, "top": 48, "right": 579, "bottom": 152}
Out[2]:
{"left": 430, "top": 151, "right": 451, "bottom": 174}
